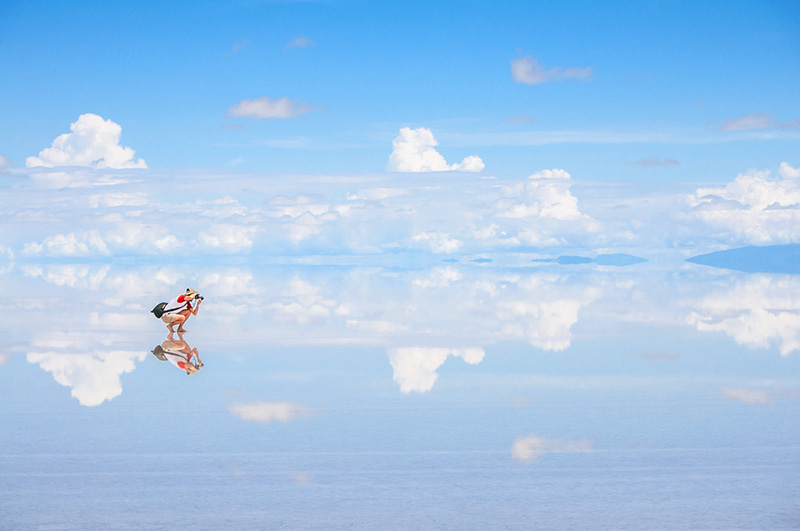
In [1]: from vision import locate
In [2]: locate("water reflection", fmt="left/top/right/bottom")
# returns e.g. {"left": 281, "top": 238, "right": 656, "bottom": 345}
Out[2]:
{"left": 388, "top": 347, "right": 485, "bottom": 393}
{"left": 151, "top": 331, "right": 203, "bottom": 375}
{"left": 687, "top": 274, "right": 800, "bottom": 356}
{"left": 6, "top": 261, "right": 799, "bottom": 405}
{"left": 26, "top": 332, "right": 146, "bottom": 406}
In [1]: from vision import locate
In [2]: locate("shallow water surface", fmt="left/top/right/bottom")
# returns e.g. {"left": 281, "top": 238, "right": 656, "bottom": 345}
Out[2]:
{"left": 2, "top": 261, "right": 799, "bottom": 529}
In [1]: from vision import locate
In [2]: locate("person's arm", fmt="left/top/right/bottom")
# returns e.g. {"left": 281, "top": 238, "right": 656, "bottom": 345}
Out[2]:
{"left": 191, "top": 298, "right": 202, "bottom": 315}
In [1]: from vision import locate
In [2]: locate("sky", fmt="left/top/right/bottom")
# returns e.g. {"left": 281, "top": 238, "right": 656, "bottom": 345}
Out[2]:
{"left": 1, "top": 0, "right": 798, "bottom": 182}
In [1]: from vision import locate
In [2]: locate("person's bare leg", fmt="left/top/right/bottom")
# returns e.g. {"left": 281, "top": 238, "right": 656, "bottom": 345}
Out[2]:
{"left": 168, "top": 314, "right": 186, "bottom": 332}
{"left": 176, "top": 310, "right": 190, "bottom": 332}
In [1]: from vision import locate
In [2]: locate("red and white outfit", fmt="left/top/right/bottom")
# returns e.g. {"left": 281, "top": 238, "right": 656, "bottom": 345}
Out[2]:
{"left": 160, "top": 294, "right": 193, "bottom": 324}
{"left": 162, "top": 348, "right": 196, "bottom": 370}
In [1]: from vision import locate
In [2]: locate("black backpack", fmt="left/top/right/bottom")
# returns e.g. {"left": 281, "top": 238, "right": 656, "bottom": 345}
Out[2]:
{"left": 151, "top": 344, "right": 167, "bottom": 361}
{"left": 151, "top": 302, "right": 167, "bottom": 318}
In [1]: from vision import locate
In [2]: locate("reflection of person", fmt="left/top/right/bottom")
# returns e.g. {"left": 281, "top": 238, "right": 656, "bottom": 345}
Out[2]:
{"left": 152, "top": 331, "right": 204, "bottom": 375}
{"left": 161, "top": 288, "right": 203, "bottom": 332}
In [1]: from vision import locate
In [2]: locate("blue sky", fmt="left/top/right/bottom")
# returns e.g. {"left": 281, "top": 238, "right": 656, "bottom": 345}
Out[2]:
{"left": 1, "top": 0, "right": 798, "bottom": 180}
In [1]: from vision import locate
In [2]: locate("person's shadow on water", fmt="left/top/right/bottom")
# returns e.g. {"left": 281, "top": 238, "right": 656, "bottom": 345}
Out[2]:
{"left": 151, "top": 331, "right": 204, "bottom": 375}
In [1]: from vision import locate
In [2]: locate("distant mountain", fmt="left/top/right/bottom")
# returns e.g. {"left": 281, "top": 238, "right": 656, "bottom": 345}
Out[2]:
{"left": 687, "top": 245, "right": 800, "bottom": 274}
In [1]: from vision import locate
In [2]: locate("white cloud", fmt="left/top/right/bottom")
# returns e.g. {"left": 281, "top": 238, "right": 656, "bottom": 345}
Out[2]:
{"left": 388, "top": 347, "right": 485, "bottom": 393}
{"left": 265, "top": 194, "right": 331, "bottom": 218}
{"left": 387, "top": 127, "right": 484, "bottom": 172}
{"left": 22, "top": 230, "right": 110, "bottom": 257}
{"left": 27, "top": 169, "right": 131, "bottom": 189}
{"left": 688, "top": 275, "right": 800, "bottom": 356}
{"left": 346, "top": 188, "right": 409, "bottom": 201}
{"left": 284, "top": 36, "right": 315, "bottom": 50}
{"left": 22, "top": 264, "right": 109, "bottom": 289}
{"left": 198, "top": 224, "right": 258, "bottom": 252}
{"left": 690, "top": 164, "right": 800, "bottom": 244}
{"left": 511, "top": 55, "right": 592, "bottom": 85}
{"left": 88, "top": 193, "right": 148, "bottom": 208}
{"left": 413, "top": 267, "right": 462, "bottom": 288}
{"left": 412, "top": 232, "right": 462, "bottom": 254}
{"left": 495, "top": 169, "right": 587, "bottom": 221}
{"left": 27, "top": 348, "right": 146, "bottom": 407}
{"left": 227, "top": 401, "right": 310, "bottom": 423}
{"left": 779, "top": 161, "right": 800, "bottom": 179}
{"left": 26, "top": 114, "right": 147, "bottom": 169}
{"left": 721, "top": 388, "right": 770, "bottom": 405}
{"left": 0, "top": 153, "right": 11, "bottom": 169}
{"left": 487, "top": 169, "right": 599, "bottom": 248}
{"left": 511, "top": 436, "right": 592, "bottom": 462}
{"left": 100, "top": 221, "right": 178, "bottom": 254}
{"left": 201, "top": 270, "right": 256, "bottom": 297}
{"left": 268, "top": 278, "right": 339, "bottom": 325}
{"left": 226, "top": 97, "right": 314, "bottom": 119}
{"left": 719, "top": 113, "right": 800, "bottom": 131}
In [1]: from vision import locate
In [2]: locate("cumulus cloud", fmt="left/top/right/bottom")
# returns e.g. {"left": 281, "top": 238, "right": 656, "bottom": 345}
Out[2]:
{"left": 719, "top": 113, "right": 800, "bottom": 131}
{"left": 268, "top": 278, "right": 340, "bottom": 325}
{"left": 22, "top": 264, "right": 109, "bottom": 289}
{"left": 201, "top": 270, "right": 256, "bottom": 297}
{"left": 22, "top": 230, "right": 110, "bottom": 257}
{"left": 387, "top": 127, "right": 484, "bottom": 172}
{"left": 511, "top": 55, "right": 592, "bottom": 85}
{"left": 226, "top": 97, "right": 314, "bottom": 119}
{"left": 26, "top": 114, "right": 147, "bottom": 169}
{"left": 198, "top": 224, "right": 258, "bottom": 252}
{"left": 284, "top": 36, "right": 315, "bottom": 50}
{"left": 388, "top": 347, "right": 485, "bottom": 393}
{"left": 490, "top": 170, "right": 598, "bottom": 248}
{"left": 779, "top": 161, "right": 800, "bottom": 179}
{"left": 227, "top": 401, "right": 310, "bottom": 423}
{"left": 511, "top": 436, "right": 592, "bottom": 462}
{"left": 690, "top": 163, "right": 800, "bottom": 244}
{"left": 688, "top": 275, "right": 800, "bottom": 356}
{"left": 412, "top": 232, "right": 462, "bottom": 254}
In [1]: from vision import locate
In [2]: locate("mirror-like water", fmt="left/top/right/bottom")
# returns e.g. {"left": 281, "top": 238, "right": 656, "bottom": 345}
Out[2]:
{"left": 2, "top": 260, "right": 798, "bottom": 529}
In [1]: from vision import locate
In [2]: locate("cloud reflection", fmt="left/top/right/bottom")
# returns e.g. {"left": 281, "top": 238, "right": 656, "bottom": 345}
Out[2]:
{"left": 511, "top": 436, "right": 592, "bottom": 462}
{"left": 388, "top": 347, "right": 485, "bottom": 393}
{"left": 27, "top": 340, "right": 145, "bottom": 406}
{"left": 688, "top": 275, "right": 800, "bottom": 356}
{"left": 227, "top": 401, "right": 310, "bottom": 423}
